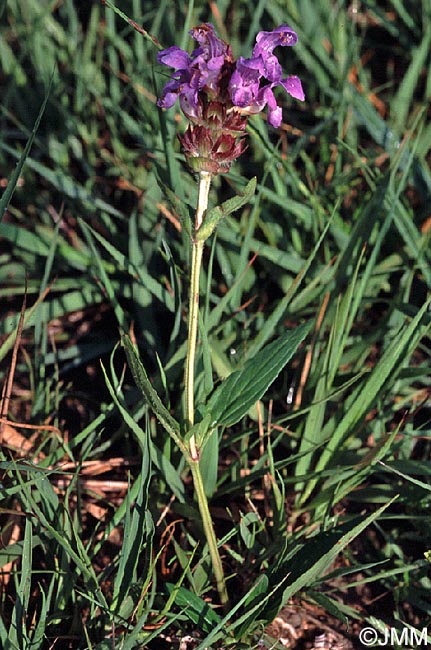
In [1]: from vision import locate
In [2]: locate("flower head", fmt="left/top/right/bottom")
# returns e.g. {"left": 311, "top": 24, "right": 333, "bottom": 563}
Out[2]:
{"left": 157, "top": 23, "right": 304, "bottom": 171}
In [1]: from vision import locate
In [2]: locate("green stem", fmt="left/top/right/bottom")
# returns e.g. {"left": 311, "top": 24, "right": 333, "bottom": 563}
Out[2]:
{"left": 190, "top": 460, "right": 229, "bottom": 606}
{"left": 183, "top": 170, "right": 229, "bottom": 607}
{"left": 184, "top": 237, "right": 204, "bottom": 456}
{"left": 184, "top": 171, "right": 211, "bottom": 456}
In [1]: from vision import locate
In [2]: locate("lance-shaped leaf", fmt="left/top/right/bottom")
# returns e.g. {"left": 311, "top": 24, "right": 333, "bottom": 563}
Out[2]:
{"left": 196, "top": 177, "right": 257, "bottom": 241}
{"left": 206, "top": 321, "right": 310, "bottom": 427}
{"left": 121, "top": 334, "right": 185, "bottom": 453}
{"left": 259, "top": 496, "right": 397, "bottom": 624}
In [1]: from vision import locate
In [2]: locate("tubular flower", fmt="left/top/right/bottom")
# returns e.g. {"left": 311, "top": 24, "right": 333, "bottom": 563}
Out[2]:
{"left": 157, "top": 24, "right": 234, "bottom": 122}
{"left": 157, "top": 23, "right": 304, "bottom": 172}
{"left": 229, "top": 25, "right": 304, "bottom": 128}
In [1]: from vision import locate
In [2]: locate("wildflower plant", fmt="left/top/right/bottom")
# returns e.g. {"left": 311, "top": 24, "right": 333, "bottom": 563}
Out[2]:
{"left": 122, "top": 22, "right": 307, "bottom": 607}
{"left": 2, "top": 1, "right": 431, "bottom": 647}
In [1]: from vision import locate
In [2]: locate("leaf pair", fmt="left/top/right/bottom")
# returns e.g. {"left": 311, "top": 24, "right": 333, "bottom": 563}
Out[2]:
{"left": 122, "top": 321, "right": 310, "bottom": 453}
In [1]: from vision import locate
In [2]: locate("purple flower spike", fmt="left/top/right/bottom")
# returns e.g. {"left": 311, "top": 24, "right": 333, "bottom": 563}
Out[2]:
{"left": 156, "top": 23, "right": 304, "bottom": 173}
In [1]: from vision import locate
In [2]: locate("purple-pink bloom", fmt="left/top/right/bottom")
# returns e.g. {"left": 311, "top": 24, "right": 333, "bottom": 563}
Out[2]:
{"left": 229, "top": 24, "right": 304, "bottom": 128}
{"left": 157, "top": 24, "right": 232, "bottom": 121}
{"left": 190, "top": 24, "right": 232, "bottom": 93}
{"left": 253, "top": 25, "right": 298, "bottom": 57}
{"left": 229, "top": 57, "right": 262, "bottom": 108}
{"left": 156, "top": 23, "right": 304, "bottom": 172}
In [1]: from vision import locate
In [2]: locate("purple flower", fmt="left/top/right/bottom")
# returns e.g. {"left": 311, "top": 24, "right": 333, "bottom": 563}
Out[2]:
{"left": 156, "top": 23, "right": 304, "bottom": 172}
{"left": 190, "top": 24, "right": 233, "bottom": 94}
{"left": 229, "top": 24, "right": 304, "bottom": 128}
{"left": 157, "top": 24, "right": 232, "bottom": 121}
{"left": 253, "top": 25, "right": 298, "bottom": 57}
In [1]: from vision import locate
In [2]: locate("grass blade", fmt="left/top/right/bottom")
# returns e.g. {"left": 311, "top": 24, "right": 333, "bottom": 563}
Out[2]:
{"left": 0, "top": 78, "right": 51, "bottom": 222}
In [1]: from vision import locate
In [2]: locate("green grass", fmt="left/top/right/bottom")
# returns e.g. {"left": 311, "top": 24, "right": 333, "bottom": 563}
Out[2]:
{"left": 1, "top": 0, "right": 431, "bottom": 648}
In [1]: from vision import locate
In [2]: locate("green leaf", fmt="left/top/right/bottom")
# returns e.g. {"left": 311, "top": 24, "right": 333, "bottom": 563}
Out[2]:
{"left": 0, "top": 222, "right": 50, "bottom": 256}
{"left": 12, "top": 468, "right": 107, "bottom": 611}
{"left": 79, "top": 219, "right": 128, "bottom": 329}
{"left": 228, "top": 573, "right": 270, "bottom": 639}
{"left": 262, "top": 497, "right": 397, "bottom": 622}
{"left": 377, "top": 460, "right": 431, "bottom": 493}
{"left": 314, "top": 297, "right": 431, "bottom": 474}
{"left": 1, "top": 143, "right": 123, "bottom": 218}
{"left": 7, "top": 518, "right": 33, "bottom": 649}
{"left": 80, "top": 219, "right": 174, "bottom": 312}
{"left": 243, "top": 210, "right": 335, "bottom": 359}
{"left": 161, "top": 182, "right": 193, "bottom": 238}
{"left": 101, "top": 356, "right": 186, "bottom": 502}
{"left": 392, "top": 25, "right": 431, "bottom": 133}
{"left": 206, "top": 321, "right": 310, "bottom": 427}
{"left": 121, "top": 334, "right": 184, "bottom": 451}
{"left": 198, "top": 427, "right": 219, "bottom": 498}
{"left": 150, "top": 441, "right": 186, "bottom": 503}
{"left": 239, "top": 512, "right": 261, "bottom": 550}
{"left": 0, "top": 286, "right": 51, "bottom": 363}
{"left": 165, "top": 584, "right": 222, "bottom": 634}
{"left": 194, "top": 573, "right": 274, "bottom": 649}
{"left": 111, "top": 453, "right": 154, "bottom": 611}
{"left": 308, "top": 590, "right": 349, "bottom": 626}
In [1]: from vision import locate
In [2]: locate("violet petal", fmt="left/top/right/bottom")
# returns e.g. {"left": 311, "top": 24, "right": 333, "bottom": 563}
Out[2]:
{"left": 253, "top": 25, "right": 298, "bottom": 58}
{"left": 157, "top": 46, "right": 191, "bottom": 69}
{"left": 279, "top": 75, "right": 305, "bottom": 101}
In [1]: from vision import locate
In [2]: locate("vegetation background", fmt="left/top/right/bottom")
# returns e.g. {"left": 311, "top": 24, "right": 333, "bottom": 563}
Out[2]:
{"left": 0, "top": 0, "right": 430, "bottom": 648}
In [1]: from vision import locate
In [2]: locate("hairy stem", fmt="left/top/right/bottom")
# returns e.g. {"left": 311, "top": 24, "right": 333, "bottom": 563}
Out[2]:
{"left": 184, "top": 171, "right": 211, "bottom": 454}
{"left": 184, "top": 170, "right": 229, "bottom": 606}
{"left": 184, "top": 237, "right": 204, "bottom": 453}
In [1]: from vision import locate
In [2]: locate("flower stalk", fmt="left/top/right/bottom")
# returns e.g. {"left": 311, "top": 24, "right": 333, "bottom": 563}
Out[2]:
{"left": 183, "top": 171, "right": 229, "bottom": 606}
{"left": 184, "top": 172, "right": 211, "bottom": 445}
{"left": 184, "top": 237, "right": 203, "bottom": 455}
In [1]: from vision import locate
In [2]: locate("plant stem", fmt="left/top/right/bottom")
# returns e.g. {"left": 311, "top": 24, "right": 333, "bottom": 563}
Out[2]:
{"left": 189, "top": 459, "right": 229, "bottom": 606}
{"left": 184, "top": 237, "right": 204, "bottom": 455}
{"left": 184, "top": 170, "right": 229, "bottom": 607}
{"left": 184, "top": 171, "right": 211, "bottom": 456}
